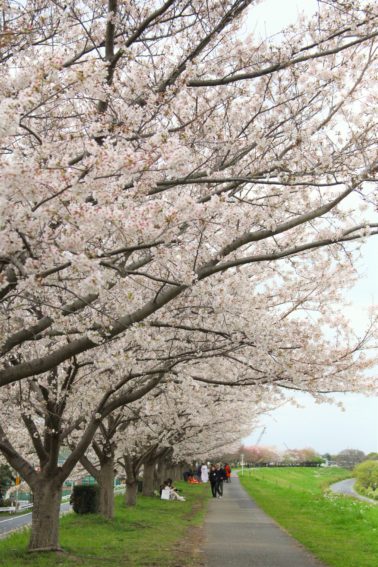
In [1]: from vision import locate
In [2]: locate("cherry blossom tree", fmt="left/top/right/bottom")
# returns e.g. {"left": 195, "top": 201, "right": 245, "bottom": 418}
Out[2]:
{"left": 0, "top": 359, "right": 166, "bottom": 550}
{"left": 0, "top": 283, "right": 375, "bottom": 546}
{"left": 0, "top": 314, "right": 276, "bottom": 544}
{"left": 2, "top": 237, "right": 377, "bottom": 546}
{"left": 0, "top": 0, "right": 378, "bottom": 552}
{"left": 110, "top": 375, "right": 260, "bottom": 505}
{"left": 77, "top": 371, "right": 258, "bottom": 510}
{"left": 241, "top": 444, "right": 280, "bottom": 465}
{"left": 281, "top": 447, "right": 323, "bottom": 466}
{"left": 0, "top": 0, "right": 377, "bottom": 388}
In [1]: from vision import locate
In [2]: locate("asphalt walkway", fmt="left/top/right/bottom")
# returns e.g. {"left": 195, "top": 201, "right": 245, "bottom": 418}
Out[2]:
{"left": 203, "top": 475, "right": 327, "bottom": 567}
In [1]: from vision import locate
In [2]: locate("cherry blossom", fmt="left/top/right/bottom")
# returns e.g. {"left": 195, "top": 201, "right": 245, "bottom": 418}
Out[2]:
{"left": 0, "top": 0, "right": 377, "bottom": 552}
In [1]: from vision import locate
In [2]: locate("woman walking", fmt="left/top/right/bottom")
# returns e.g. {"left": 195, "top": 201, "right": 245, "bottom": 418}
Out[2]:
{"left": 209, "top": 465, "right": 218, "bottom": 498}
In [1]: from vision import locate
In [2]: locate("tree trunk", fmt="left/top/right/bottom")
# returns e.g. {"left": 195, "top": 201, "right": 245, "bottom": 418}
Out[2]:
{"left": 99, "top": 455, "right": 114, "bottom": 519}
{"left": 126, "top": 481, "right": 137, "bottom": 506}
{"left": 165, "top": 464, "right": 176, "bottom": 481}
{"left": 142, "top": 461, "right": 155, "bottom": 496}
{"left": 172, "top": 464, "right": 181, "bottom": 481}
{"left": 156, "top": 459, "right": 167, "bottom": 487}
{"left": 28, "top": 478, "right": 62, "bottom": 552}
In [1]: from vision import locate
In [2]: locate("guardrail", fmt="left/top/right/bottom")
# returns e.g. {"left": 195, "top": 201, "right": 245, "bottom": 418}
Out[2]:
{"left": 0, "top": 502, "right": 33, "bottom": 514}
{"left": 1, "top": 486, "right": 125, "bottom": 513}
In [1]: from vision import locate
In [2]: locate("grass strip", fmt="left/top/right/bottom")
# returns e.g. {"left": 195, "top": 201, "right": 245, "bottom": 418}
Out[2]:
{"left": 0, "top": 481, "right": 209, "bottom": 567}
{"left": 239, "top": 467, "right": 378, "bottom": 567}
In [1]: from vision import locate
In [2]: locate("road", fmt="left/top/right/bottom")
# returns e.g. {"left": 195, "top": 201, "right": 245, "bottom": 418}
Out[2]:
{"left": 329, "top": 478, "right": 377, "bottom": 504}
{"left": 0, "top": 503, "right": 71, "bottom": 539}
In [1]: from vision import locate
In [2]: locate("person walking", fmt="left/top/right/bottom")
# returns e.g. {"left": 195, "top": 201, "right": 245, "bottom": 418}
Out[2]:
{"left": 209, "top": 465, "right": 219, "bottom": 498}
{"left": 217, "top": 464, "right": 227, "bottom": 497}
{"left": 225, "top": 463, "right": 232, "bottom": 483}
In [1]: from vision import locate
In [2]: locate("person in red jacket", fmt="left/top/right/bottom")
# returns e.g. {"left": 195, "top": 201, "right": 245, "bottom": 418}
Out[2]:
{"left": 225, "top": 463, "right": 232, "bottom": 483}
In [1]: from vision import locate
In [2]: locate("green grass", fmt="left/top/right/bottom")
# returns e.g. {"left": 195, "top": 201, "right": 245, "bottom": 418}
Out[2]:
{"left": 0, "top": 482, "right": 209, "bottom": 567}
{"left": 239, "top": 467, "right": 378, "bottom": 567}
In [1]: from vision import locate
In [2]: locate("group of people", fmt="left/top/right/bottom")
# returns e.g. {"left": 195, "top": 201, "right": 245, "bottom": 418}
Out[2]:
{"left": 208, "top": 463, "right": 231, "bottom": 498}
{"left": 183, "top": 462, "right": 232, "bottom": 498}
{"left": 162, "top": 462, "right": 232, "bottom": 502}
{"left": 160, "top": 463, "right": 231, "bottom": 501}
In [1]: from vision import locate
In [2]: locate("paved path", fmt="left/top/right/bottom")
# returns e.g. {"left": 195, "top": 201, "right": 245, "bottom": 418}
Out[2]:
{"left": 203, "top": 476, "right": 326, "bottom": 567}
{"left": 330, "top": 478, "right": 377, "bottom": 505}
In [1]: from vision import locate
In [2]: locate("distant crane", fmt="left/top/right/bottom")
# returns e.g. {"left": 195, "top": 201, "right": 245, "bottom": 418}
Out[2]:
{"left": 247, "top": 427, "right": 266, "bottom": 478}
{"left": 255, "top": 426, "right": 266, "bottom": 446}
{"left": 241, "top": 427, "right": 266, "bottom": 476}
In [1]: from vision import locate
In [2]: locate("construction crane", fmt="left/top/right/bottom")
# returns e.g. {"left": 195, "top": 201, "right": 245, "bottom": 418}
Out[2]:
{"left": 241, "top": 427, "right": 266, "bottom": 476}
{"left": 247, "top": 427, "right": 266, "bottom": 477}
{"left": 255, "top": 426, "right": 266, "bottom": 446}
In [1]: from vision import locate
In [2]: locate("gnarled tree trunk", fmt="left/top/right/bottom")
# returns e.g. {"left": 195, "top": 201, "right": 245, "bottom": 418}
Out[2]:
{"left": 155, "top": 459, "right": 167, "bottom": 488}
{"left": 172, "top": 464, "right": 182, "bottom": 481}
{"left": 98, "top": 455, "right": 114, "bottom": 519}
{"left": 28, "top": 477, "right": 62, "bottom": 552}
{"left": 142, "top": 461, "right": 156, "bottom": 496}
{"left": 122, "top": 455, "right": 139, "bottom": 507}
{"left": 126, "top": 480, "right": 138, "bottom": 506}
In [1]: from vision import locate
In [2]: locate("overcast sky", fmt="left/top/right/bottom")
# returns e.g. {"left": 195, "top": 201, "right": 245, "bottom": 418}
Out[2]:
{"left": 242, "top": 1, "right": 378, "bottom": 456}
{"left": 244, "top": 0, "right": 319, "bottom": 39}
{"left": 244, "top": 392, "right": 378, "bottom": 455}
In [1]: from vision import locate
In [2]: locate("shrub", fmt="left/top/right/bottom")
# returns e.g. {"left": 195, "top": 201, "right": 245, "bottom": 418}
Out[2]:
{"left": 0, "top": 498, "right": 14, "bottom": 508}
{"left": 354, "top": 484, "right": 378, "bottom": 501}
{"left": 71, "top": 485, "right": 99, "bottom": 514}
{"left": 354, "top": 460, "right": 378, "bottom": 491}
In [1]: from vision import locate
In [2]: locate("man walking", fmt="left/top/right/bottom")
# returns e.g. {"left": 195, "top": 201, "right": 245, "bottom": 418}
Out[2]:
{"left": 217, "top": 464, "right": 227, "bottom": 497}
{"left": 209, "top": 465, "right": 221, "bottom": 498}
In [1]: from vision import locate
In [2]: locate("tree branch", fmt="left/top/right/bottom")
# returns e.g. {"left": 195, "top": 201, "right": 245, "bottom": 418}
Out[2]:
{"left": 188, "top": 31, "right": 378, "bottom": 87}
{"left": 0, "top": 420, "right": 38, "bottom": 487}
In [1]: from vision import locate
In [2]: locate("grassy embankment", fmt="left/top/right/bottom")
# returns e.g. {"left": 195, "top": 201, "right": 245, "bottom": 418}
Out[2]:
{"left": 239, "top": 467, "right": 378, "bottom": 567}
{"left": 0, "top": 482, "right": 208, "bottom": 567}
